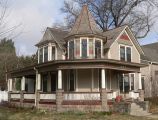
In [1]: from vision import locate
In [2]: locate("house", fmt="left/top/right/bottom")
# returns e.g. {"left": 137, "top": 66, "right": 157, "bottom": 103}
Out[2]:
{"left": 7, "top": 5, "right": 146, "bottom": 111}
{"left": 141, "top": 42, "right": 158, "bottom": 98}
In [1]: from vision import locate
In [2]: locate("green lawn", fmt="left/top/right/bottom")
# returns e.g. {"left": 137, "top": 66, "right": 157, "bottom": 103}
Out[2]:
{"left": 0, "top": 107, "right": 156, "bottom": 120}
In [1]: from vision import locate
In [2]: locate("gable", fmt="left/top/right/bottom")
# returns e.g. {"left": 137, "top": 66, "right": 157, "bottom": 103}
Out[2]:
{"left": 110, "top": 26, "right": 144, "bottom": 55}
{"left": 117, "top": 32, "right": 133, "bottom": 46}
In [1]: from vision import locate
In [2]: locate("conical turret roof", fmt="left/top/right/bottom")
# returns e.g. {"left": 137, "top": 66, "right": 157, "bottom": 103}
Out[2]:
{"left": 67, "top": 5, "right": 102, "bottom": 37}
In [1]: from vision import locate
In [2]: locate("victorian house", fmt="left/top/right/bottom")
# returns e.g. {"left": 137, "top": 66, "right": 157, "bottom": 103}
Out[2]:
{"left": 7, "top": 5, "right": 146, "bottom": 111}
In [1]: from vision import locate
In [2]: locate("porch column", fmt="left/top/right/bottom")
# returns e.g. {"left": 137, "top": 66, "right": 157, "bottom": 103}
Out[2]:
{"left": 8, "top": 78, "right": 12, "bottom": 103}
{"left": 21, "top": 76, "right": 26, "bottom": 107}
{"left": 101, "top": 69, "right": 108, "bottom": 111}
{"left": 35, "top": 73, "right": 41, "bottom": 108}
{"left": 138, "top": 72, "right": 144, "bottom": 101}
{"left": 56, "top": 70, "right": 63, "bottom": 112}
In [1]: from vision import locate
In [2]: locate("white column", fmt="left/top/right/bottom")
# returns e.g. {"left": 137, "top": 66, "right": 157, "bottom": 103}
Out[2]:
{"left": 8, "top": 78, "right": 12, "bottom": 92}
{"left": 58, "top": 70, "right": 62, "bottom": 89}
{"left": 21, "top": 76, "right": 25, "bottom": 91}
{"left": 37, "top": 74, "right": 41, "bottom": 90}
{"left": 138, "top": 72, "right": 142, "bottom": 90}
{"left": 101, "top": 69, "right": 106, "bottom": 89}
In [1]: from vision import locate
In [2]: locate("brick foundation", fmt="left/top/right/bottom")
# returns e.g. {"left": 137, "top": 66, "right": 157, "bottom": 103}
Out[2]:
{"left": 100, "top": 89, "right": 108, "bottom": 111}
{"left": 56, "top": 89, "right": 63, "bottom": 112}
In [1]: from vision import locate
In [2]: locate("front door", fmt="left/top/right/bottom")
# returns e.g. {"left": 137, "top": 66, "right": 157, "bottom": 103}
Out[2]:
{"left": 51, "top": 73, "right": 57, "bottom": 92}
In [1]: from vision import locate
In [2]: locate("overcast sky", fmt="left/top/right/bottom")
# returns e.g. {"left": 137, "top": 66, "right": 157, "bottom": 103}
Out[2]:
{"left": 6, "top": 0, "right": 158, "bottom": 56}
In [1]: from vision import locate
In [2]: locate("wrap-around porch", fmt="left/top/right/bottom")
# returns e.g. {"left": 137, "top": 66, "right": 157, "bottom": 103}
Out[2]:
{"left": 8, "top": 60, "right": 144, "bottom": 111}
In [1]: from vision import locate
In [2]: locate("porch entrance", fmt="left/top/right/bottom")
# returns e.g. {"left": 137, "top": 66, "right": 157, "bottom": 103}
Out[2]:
{"left": 51, "top": 72, "right": 57, "bottom": 92}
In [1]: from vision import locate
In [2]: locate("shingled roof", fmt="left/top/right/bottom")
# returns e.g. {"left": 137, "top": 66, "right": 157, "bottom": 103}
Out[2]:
{"left": 66, "top": 5, "right": 102, "bottom": 38}
{"left": 103, "top": 25, "right": 127, "bottom": 49}
{"left": 36, "top": 27, "right": 68, "bottom": 50}
{"left": 141, "top": 42, "right": 158, "bottom": 62}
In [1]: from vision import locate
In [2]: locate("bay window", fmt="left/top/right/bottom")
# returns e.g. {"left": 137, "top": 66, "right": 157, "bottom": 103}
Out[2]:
{"left": 120, "top": 45, "right": 132, "bottom": 62}
{"left": 68, "top": 38, "right": 102, "bottom": 60}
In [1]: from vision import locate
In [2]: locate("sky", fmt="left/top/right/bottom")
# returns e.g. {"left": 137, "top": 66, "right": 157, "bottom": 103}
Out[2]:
{"left": 4, "top": 0, "right": 158, "bottom": 56}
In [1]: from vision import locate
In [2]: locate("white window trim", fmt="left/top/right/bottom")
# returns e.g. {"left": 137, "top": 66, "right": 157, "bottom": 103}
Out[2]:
{"left": 119, "top": 44, "right": 132, "bottom": 62}
{"left": 80, "top": 37, "right": 88, "bottom": 58}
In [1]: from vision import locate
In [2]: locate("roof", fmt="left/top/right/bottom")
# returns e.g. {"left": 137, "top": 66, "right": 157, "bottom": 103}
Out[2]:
{"left": 103, "top": 25, "right": 127, "bottom": 49}
{"left": 141, "top": 42, "right": 158, "bottom": 62}
{"left": 66, "top": 5, "right": 102, "bottom": 37}
{"left": 36, "top": 27, "right": 68, "bottom": 50}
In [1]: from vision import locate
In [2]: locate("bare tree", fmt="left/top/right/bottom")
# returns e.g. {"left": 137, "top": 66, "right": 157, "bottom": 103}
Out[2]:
{"left": 0, "top": 0, "right": 22, "bottom": 40}
{"left": 61, "top": 0, "right": 157, "bottom": 39}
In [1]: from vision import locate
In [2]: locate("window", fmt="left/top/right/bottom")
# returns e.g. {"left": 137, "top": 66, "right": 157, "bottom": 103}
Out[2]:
{"left": 120, "top": 45, "right": 132, "bottom": 62}
{"left": 127, "top": 47, "right": 131, "bottom": 62}
{"left": 69, "top": 41, "right": 74, "bottom": 59}
{"left": 44, "top": 46, "right": 48, "bottom": 62}
{"left": 124, "top": 74, "right": 129, "bottom": 93}
{"left": 75, "top": 40, "right": 80, "bottom": 58}
{"left": 141, "top": 77, "right": 145, "bottom": 90}
{"left": 82, "top": 39, "right": 87, "bottom": 58}
{"left": 95, "top": 40, "right": 101, "bottom": 58}
{"left": 52, "top": 47, "right": 55, "bottom": 60}
{"left": 89, "top": 39, "right": 93, "bottom": 58}
{"left": 120, "top": 46, "right": 125, "bottom": 61}
{"left": 39, "top": 48, "right": 43, "bottom": 63}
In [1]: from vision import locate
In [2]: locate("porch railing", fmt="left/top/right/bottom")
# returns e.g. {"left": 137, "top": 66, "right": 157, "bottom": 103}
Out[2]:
{"left": 63, "top": 92, "right": 100, "bottom": 100}
{"left": 10, "top": 92, "right": 20, "bottom": 99}
{"left": 24, "top": 93, "right": 35, "bottom": 99}
{"left": 107, "top": 90, "right": 120, "bottom": 100}
{"left": 129, "top": 91, "right": 139, "bottom": 99}
{"left": 39, "top": 92, "right": 56, "bottom": 100}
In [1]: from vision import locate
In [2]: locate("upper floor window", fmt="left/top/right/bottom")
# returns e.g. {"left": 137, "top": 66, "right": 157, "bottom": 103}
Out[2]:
{"left": 44, "top": 46, "right": 48, "bottom": 62}
{"left": 95, "top": 40, "right": 101, "bottom": 58}
{"left": 52, "top": 46, "right": 55, "bottom": 60}
{"left": 120, "top": 45, "right": 131, "bottom": 62}
{"left": 39, "top": 48, "right": 43, "bottom": 63}
{"left": 69, "top": 41, "right": 74, "bottom": 60}
{"left": 38, "top": 44, "right": 56, "bottom": 63}
{"left": 82, "top": 39, "right": 87, "bottom": 58}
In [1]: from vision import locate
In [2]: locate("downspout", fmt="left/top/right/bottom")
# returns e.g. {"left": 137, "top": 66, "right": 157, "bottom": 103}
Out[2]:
{"left": 149, "top": 62, "right": 152, "bottom": 97}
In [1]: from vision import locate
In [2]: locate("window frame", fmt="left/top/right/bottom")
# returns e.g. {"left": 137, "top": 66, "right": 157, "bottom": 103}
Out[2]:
{"left": 119, "top": 44, "right": 132, "bottom": 62}
{"left": 95, "top": 39, "right": 102, "bottom": 59}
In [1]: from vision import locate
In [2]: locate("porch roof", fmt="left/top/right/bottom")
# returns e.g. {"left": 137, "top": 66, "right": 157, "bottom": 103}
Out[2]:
{"left": 9, "top": 59, "right": 147, "bottom": 77}
{"left": 36, "top": 59, "right": 146, "bottom": 73}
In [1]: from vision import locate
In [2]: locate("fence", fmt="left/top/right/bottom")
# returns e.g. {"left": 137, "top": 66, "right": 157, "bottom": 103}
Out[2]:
{"left": 0, "top": 91, "right": 8, "bottom": 102}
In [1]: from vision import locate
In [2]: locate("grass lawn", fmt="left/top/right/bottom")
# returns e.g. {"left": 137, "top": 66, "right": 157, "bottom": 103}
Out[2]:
{"left": 0, "top": 107, "right": 156, "bottom": 120}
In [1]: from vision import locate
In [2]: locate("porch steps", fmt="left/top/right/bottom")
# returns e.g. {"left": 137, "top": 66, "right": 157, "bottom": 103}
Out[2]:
{"left": 130, "top": 103, "right": 151, "bottom": 116}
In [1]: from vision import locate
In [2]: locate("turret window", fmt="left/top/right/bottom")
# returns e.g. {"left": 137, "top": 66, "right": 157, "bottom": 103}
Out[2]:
{"left": 39, "top": 48, "right": 43, "bottom": 63}
{"left": 81, "top": 39, "right": 87, "bottom": 58}
{"left": 69, "top": 41, "right": 74, "bottom": 60}
{"left": 95, "top": 40, "right": 101, "bottom": 59}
